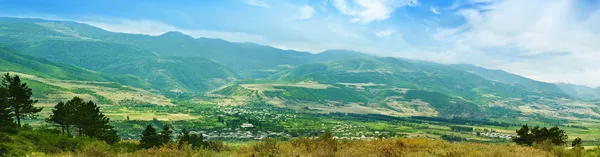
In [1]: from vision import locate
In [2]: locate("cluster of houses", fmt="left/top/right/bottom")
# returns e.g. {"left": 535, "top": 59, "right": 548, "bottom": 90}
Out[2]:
{"left": 475, "top": 132, "right": 514, "bottom": 139}
{"left": 189, "top": 130, "right": 291, "bottom": 140}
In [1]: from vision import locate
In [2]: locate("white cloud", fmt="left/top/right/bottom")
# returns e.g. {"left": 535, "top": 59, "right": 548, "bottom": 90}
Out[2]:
{"left": 430, "top": 6, "right": 440, "bottom": 14}
{"left": 298, "top": 5, "right": 315, "bottom": 19}
{"left": 331, "top": 0, "right": 418, "bottom": 24}
{"left": 430, "top": 0, "right": 600, "bottom": 86}
{"left": 243, "top": 0, "right": 270, "bottom": 8}
{"left": 375, "top": 29, "right": 395, "bottom": 38}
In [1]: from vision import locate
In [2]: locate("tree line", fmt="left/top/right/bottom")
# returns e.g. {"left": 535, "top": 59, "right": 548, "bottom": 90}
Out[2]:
{"left": 512, "top": 124, "right": 583, "bottom": 149}
{"left": 139, "top": 124, "right": 224, "bottom": 151}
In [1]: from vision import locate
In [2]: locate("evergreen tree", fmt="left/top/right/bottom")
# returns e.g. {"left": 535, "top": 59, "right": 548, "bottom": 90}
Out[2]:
{"left": 177, "top": 128, "right": 191, "bottom": 148}
{"left": 47, "top": 97, "right": 120, "bottom": 144}
{"left": 140, "top": 125, "right": 160, "bottom": 149}
{"left": 548, "top": 126, "right": 568, "bottom": 145}
{"left": 98, "top": 125, "right": 120, "bottom": 145}
{"left": 47, "top": 102, "right": 68, "bottom": 134}
{"left": 64, "top": 97, "right": 86, "bottom": 135}
{"left": 189, "top": 133, "right": 205, "bottom": 148}
{"left": 3, "top": 73, "right": 41, "bottom": 127}
{"left": 572, "top": 137, "right": 583, "bottom": 147}
{"left": 79, "top": 100, "right": 110, "bottom": 137}
{"left": 512, "top": 124, "right": 568, "bottom": 146}
{"left": 159, "top": 125, "right": 173, "bottom": 145}
{"left": 0, "top": 78, "right": 15, "bottom": 133}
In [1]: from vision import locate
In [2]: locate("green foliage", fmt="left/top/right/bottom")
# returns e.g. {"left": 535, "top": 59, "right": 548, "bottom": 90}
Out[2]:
{"left": 0, "top": 76, "right": 15, "bottom": 133}
{"left": 572, "top": 137, "right": 583, "bottom": 148}
{"left": 140, "top": 125, "right": 161, "bottom": 149}
{"left": 47, "top": 97, "right": 119, "bottom": 144}
{"left": 2, "top": 73, "right": 41, "bottom": 128}
{"left": 441, "top": 135, "right": 468, "bottom": 142}
{"left": 0, "top": 129, "right": 93, "bottom": 156}
{"left": 513, "top": 124, "right": 568, "bottom": 146}
{"left": 159, "top": 125, "right": 173, "bottom": 145}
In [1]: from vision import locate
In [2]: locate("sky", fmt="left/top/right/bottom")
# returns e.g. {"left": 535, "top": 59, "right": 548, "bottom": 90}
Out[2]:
{"left": 1, "top": 0, "right": 600, "bottom": 87}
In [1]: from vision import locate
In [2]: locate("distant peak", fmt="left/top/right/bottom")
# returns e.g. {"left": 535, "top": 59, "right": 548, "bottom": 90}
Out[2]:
{"left": 159, "top": 31, "right": 193, "bottom": 38}
{"left": 320, "top": 49, "right": 362, "bottom": 54}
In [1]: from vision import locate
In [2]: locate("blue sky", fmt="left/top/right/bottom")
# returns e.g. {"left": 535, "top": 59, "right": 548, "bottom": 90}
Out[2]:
{"left": 1, "top": 0, "right": 600, "bottom": 86}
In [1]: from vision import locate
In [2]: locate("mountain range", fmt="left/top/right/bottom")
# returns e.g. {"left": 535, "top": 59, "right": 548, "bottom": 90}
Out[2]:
{"left": 1, "top": 17, "right": 599, "bottom": 120}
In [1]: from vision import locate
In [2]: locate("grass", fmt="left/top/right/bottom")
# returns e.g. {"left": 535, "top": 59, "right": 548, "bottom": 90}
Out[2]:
{"left": 24, "top": 137, "right": 565, "bottom": 157}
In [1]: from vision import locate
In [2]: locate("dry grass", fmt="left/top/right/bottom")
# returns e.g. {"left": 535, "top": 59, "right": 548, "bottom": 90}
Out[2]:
{"left": 29, "top": 138, "right": 560, "bottom": 157}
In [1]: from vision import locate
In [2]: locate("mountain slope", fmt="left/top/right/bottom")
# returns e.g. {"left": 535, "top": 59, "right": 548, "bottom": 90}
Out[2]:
{"left": 101, "top": 57, "right": 238, "bottom": 92}
{"left": 0, "top": 40, "right": 158, "bottom": 70}
{"left": 214, "top": 58, "right": 564, "bottom": 118}
{"left": 555, "top": 83, "right": 600, "bottom": 101}
{"left": 450, "top": 64, "right": 566, "bottom": 96}
{"left": 0, "top": 17, "right": 374, "bottom": 91}
{"left": 0, "top": 47, "right": 143, "bottom": 86}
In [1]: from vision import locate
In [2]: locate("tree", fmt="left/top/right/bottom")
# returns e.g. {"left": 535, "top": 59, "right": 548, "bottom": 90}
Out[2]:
{"left": 513, "top": 124, "right": 568, "bottom": 146}
{"left": 46, "top": 97, "right": 120, "bottom": 144}
{"left": 140, "top": 125, "right": 160, "bottom": 149}
{"left": 47, "top": 102, "right": 68, "bottom": 134}
{"left": 548, "top": 126, "right": 568, "bottom": 146}
{"left": 159, "top": 125, "right": 173, "bottom": 145}
{"left": 78, "top": 100, "right": 110, "bottom": 137}
{"left": 177, "top": 128, "right": 191, "bottom": 148}
{"left": 189, "top": 133, "right": 206, "bottom": 148}
{"left": 98, "top": 125, "right": 120, "bottom": 145}
{"left": 513, "top": 124, "right": 533, "bottom": 146}
{"left": 0, "top": 78, "right": 15, "bottom": 133}
{"left": 572, "top": 137, "right": 583, "bottom": 147}
{"left": 3, "top": 73, "right": 41, "bottom": 128}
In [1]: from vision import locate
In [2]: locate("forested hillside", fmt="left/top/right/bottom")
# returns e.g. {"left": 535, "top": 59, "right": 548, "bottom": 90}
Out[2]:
{"left": 0, "top": 17, "right": 598, "bottom": 122}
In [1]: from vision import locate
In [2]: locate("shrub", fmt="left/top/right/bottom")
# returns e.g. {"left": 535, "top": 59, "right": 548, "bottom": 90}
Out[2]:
{"left": 252, "top": 138, "right": 280, "bottom": 157}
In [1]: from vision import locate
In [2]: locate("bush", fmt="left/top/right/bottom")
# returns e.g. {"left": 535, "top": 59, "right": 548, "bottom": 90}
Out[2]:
{"left": 76, "top": 141, "right": 113, "bottom": 157}
{"left": 252, "top": 138, "right": 280, "bottom": 157}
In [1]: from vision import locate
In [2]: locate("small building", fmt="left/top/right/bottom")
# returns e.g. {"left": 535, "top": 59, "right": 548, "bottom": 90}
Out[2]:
{"left": 241, "top": 123, "right": 254, "bottom": 128}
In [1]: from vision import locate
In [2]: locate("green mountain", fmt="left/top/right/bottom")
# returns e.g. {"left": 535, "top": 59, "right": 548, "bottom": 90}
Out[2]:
{"left": 555, "top": 83, "right": 600, "bottom": 101}
{"left": 0, "top": 47, "right": 143, "bottom": 86}
{"left": 0, "top": 17, "right": 373, "bottom": 92}
{"left": 214, "top": 58, "right": 568, "bottom": 118}
{"left": 101, "top": 57, "right": 237, "bottom": 92}
{"left": 0, "top": 40, "right": 158, "bottom": 70}
{"left": 2, "top": 17, "right": 596, "bottom": 120}
{"left": 450, "top": 64, "right": 566, "bottom": 96}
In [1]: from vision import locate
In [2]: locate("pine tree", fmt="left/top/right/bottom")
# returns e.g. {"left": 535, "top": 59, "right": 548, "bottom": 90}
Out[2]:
{"left": 177, "top": 128, "right": 191, "bottom": 148}
{"left": 47, "top": 102, "right": 68, "bottom": 134}
{"left": 140, "top": 125, "right": 160, "bottom": 149}
{"left": 47, "top": 97, "right": 120, "bottom": 144}
{"left": 160, "top": 125, "right": 173, "bottom": 145}
{"left": 189, "top": 133, "right": 206, "bottom": 148}
{"left": 572, "top": 137, "right": 583, "bottom": 147}
{"left": 99, "top": 125, "right": 120, "bottom": 145}
{"left": 79, "top": 100, "right": 110, "bottom": 137}
{"left": 3, "top": 73, "right": 41, "bottom": 128}
{"left": 0, "top": 77, "right": 15, "bottom": 133}
{"left": 65, "top": 97, "right": 86, "bottom": 136}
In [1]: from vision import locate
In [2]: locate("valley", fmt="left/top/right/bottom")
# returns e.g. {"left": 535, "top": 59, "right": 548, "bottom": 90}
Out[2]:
{"left": 1, "top": 17, "right": 600, "bottom": 149}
